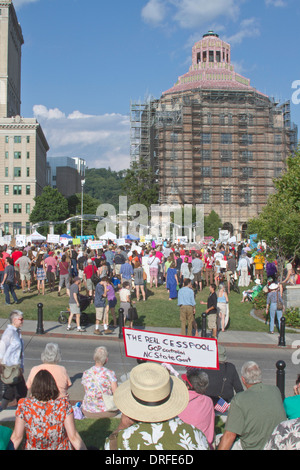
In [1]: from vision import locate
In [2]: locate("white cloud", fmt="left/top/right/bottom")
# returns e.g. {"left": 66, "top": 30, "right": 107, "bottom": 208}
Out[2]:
{"left": 141, "top": 0, "right": 167, "bottom": 25}
{"left": 33, "top": 105, "right": 131, "bottom": 171}
{"left": 223, "top": 17, "right": 260, "bottom": 45}
{"left": 172, "top": 0, "right": 241, "bottom": 29}
{"left": 265, "top": 0, "right": 286, "bottom": 6}
{"left": 142, "top": 0, "right": 242, "bottom": 29}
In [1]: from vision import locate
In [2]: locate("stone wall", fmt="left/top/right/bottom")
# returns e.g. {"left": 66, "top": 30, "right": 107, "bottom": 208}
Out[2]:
{"left": 284, "top": 286, "right": 300, "bottom": 309}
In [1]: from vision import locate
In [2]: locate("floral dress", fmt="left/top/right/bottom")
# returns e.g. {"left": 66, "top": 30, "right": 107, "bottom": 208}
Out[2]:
{"left": 81, "top": 366, "right": 117, "bottom": 413}
{"left": 15, "top": 397, "right": 73, "bottom": 450}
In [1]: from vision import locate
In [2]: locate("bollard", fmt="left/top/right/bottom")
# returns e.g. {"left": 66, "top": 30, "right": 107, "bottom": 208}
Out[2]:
{"left": 278, "top": 316, "right": 286, "bottom": 347}
{"left": 118, "top": 308, "right": 124, "bottom": 339}
{"left": 276, "top": 360, "right": 286, "bottom": 401}
{"left": 36, "top": 303, "right": 45, "bottom": 335}
{"left": 201, "top": 312, "right": 207, "bottom": 338}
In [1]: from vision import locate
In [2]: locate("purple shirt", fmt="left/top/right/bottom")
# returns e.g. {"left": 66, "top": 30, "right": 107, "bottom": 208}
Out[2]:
{"left": 106, "top": 284, "right": 116, "bottom": 301}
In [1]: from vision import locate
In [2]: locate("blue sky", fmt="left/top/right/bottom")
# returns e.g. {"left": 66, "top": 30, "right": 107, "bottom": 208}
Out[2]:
{"left": 14, "top": 0, "right": 300, "bottom": 170}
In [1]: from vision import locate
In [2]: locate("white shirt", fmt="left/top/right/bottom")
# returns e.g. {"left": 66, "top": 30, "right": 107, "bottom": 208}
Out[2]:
{"left": 0, "top": 324, "right": 24, "bottom": 369}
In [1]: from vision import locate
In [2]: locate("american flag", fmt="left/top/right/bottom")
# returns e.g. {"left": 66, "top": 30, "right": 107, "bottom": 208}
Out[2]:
{"left": 214, "top": 397, "right": 230, "bottom": 413}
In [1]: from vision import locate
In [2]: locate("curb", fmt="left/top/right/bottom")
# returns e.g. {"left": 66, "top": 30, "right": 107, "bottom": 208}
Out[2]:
{"left": 12, "top": 329, "right": 296, "bottom": 350}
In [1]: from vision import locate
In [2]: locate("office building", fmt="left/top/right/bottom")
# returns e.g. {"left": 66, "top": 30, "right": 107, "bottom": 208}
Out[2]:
{"left": 0, "top": 0, "right": 49, "bottom": 236}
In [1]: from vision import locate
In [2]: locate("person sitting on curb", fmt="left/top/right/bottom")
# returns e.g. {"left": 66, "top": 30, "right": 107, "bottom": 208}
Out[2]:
{"left": 104, "top": 362, "right": 209, "bottom": 450}
{"left": 217, "top": 361, "right": 286, "bottom": 450}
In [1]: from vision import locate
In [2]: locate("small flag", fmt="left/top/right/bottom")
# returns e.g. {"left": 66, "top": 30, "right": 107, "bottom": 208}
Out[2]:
{"left": 214, "top": 397, "right": 230, "bottom": 413}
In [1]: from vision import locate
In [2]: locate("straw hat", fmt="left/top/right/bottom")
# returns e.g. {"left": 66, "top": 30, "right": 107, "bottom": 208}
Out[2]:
{"left": 113, "top": 362, "right": 189, "bottom": 422}
{"left": 254, "top": 279, "right": 261, "bottom": 285}
{"left": 269, "top": 283, "right": 278, "bottom": 290}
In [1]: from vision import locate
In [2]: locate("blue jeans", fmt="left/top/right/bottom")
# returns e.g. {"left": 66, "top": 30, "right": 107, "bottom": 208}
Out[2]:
{"left": 269, "top": 302, "right": 282, "bottom": 332}
{"left": 71, "top": 259, "right": 78, "bottom": 277}
{"left": 3, "top": 282, "right": 18, "bottom": 304}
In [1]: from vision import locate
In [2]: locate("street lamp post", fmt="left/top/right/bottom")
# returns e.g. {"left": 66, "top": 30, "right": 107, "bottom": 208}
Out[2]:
{"left": 81, "top": 179, "right": 85, "bottom": 238}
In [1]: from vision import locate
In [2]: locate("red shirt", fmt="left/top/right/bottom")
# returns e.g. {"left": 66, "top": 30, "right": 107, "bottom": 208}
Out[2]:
{"left": 0, "top": 258, "right": 5, "bottom": 272}
{"left": 83, "top": 265, "right": 97, "bottom": 279}
{"left": 11, "top": 250, "right": 23, "bottom": 265}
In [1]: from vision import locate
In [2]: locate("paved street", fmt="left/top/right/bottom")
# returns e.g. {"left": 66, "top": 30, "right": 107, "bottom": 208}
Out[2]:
{"left": 20, "top": 335, "right": 300, "bottom": 403}
{"left": 1, "top": 317, "right": 300, "bottom": 422}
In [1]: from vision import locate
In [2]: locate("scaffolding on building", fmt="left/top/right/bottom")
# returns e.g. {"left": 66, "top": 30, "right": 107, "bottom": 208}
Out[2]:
{"left": 130, "top": 88, "right": 297, "bottom": 235}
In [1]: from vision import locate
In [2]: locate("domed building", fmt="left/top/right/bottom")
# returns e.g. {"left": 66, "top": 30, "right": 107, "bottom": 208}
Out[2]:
{"left": 130, "top": 31, "right": 297, "bottom": 237}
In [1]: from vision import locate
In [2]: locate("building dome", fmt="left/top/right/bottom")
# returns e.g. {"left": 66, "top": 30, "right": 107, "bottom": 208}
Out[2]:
{"left": 163, "top": 31, "right": 264, "bottom": 96}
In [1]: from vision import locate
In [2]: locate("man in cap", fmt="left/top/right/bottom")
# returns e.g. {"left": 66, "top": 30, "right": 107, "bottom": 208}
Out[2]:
{"left": 104, "top": 362, "right": 209, "bottom": 450}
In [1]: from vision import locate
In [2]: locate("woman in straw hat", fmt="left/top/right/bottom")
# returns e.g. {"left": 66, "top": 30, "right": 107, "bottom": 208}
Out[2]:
{"left": 104, "top": 362, "right": 209, "bottom": 450}
{"left": 266, "top": 283, "right": 285, "bottom": 334}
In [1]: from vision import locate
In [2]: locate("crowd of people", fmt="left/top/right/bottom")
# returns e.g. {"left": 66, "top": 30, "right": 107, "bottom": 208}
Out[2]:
{"left": 1, "top": 238, "right": 298, "bottom": 337}
{"left": 0, "top": 238, "right": 299, "bottom": 450}
{"left": 1, "top": 311, "right": 300, "bottom": 450}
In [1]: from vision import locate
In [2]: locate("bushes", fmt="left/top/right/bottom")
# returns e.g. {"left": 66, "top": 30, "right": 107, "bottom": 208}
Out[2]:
{"left": 284, "top": 307, "right": 300, "bottom": 329}
{"left": 253, "top": 290, "right": 267, "bottom": 311}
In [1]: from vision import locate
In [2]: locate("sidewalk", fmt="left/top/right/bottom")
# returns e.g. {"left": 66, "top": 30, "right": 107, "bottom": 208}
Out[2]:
{"left": 0, "top": 317, "right": 299, "bottom": 348}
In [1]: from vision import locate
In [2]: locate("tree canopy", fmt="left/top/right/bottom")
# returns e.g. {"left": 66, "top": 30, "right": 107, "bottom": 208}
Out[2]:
{"left": 30, "top": 186, "right": 69, "bottom": 224}
{"left": 247, "top": 151, "right": 300, "bottom": 271}
{"left": 84, "top": 168, "right": 125, "bottom": 209}
{"left": 122, "top": 159, "right": 159, "bottom": 207}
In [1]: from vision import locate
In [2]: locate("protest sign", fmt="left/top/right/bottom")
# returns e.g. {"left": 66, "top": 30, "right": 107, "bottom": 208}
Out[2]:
{"left": 47, "top": 234, "right": 60, "bottom": 244}
{"left": 123, "top": 328, "right": 219, "bottom": 369}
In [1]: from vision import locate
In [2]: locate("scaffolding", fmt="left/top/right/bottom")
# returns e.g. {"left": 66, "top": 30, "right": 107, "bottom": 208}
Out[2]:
{"left": 130, "top": 89, "right": 297, "bottom": 235}
{"left": 130, "top": 30, "right": 298, "bottom": 235}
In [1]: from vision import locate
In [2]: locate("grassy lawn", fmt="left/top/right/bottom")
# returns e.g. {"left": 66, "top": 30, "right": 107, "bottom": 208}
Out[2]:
{"left": 1, "top": 416, "right": 225, "bottom": 450}
{"left": 0, "top": 281, "right": 269, "bottom": 332}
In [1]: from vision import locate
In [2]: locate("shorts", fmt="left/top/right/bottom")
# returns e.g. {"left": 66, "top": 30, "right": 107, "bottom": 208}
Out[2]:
{"left": 149, "top": 267, "right": 158, "bottom": 277}
{"left": 225, "top": 271, "right": 233, "bottom": 282}
{"left": 20, "top": 273, "right": 31, "bottom": 282}
{"left": 108, "top": 298, "right": 117, "bottom": 308}
{"left": 86, "top": 278, "right": 94, "bottom": 291}
{"left": 193, "top": 272, "right": 202, "bottom": 283}
{"left": 120, "top": 301, "right": 130, "bottom": 319}
{"left": 69, "top": 303, "right": 80, "bottom": 315}
{"left": 59, "top": 274, "right": 70, "bottom": 289}
{"left": 207, "top": 313, "right": 217, "bottom": 330}
{"left": 95, "top": 306, "right": 105, "bottom": 321}
{"left": 114, "top": 264, "right": 122, "bottom": 275}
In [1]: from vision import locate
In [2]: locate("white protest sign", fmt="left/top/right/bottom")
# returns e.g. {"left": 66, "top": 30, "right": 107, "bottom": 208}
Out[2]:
{"left": 123, "top": 328, "right": 219, "bottom": 369}
{"left": 47, "top": 234, "right": 60, "bottom": 244}
{"left": 116, "top": 238, "right": 126, "bottom": 246}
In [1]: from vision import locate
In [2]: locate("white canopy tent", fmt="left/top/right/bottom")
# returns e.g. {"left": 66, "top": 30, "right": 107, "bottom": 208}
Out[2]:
{"left": 27, "top": 231, "right": 46, "bottom": 242}
{"left": 99, "top": 231, "right": 117, "bottom": 240}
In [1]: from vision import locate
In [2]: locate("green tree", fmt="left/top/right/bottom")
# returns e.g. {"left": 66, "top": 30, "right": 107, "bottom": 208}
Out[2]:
{"left": 84, "top": 168, "right": 125, "bottom": 209}
{"left": 204, "top": 210, "right": 222, "bottom": 239}
{"left": 29, "top": 186, "right": 69, "bottom": 235}
{"left": 247, "top": 151, "right": 300, "bottom": 277}
{"left": 122, "top": 159, "right": 159, "bottom": 207}
{"left": 67, "top": 193, "right": 101, "bottom": 237}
